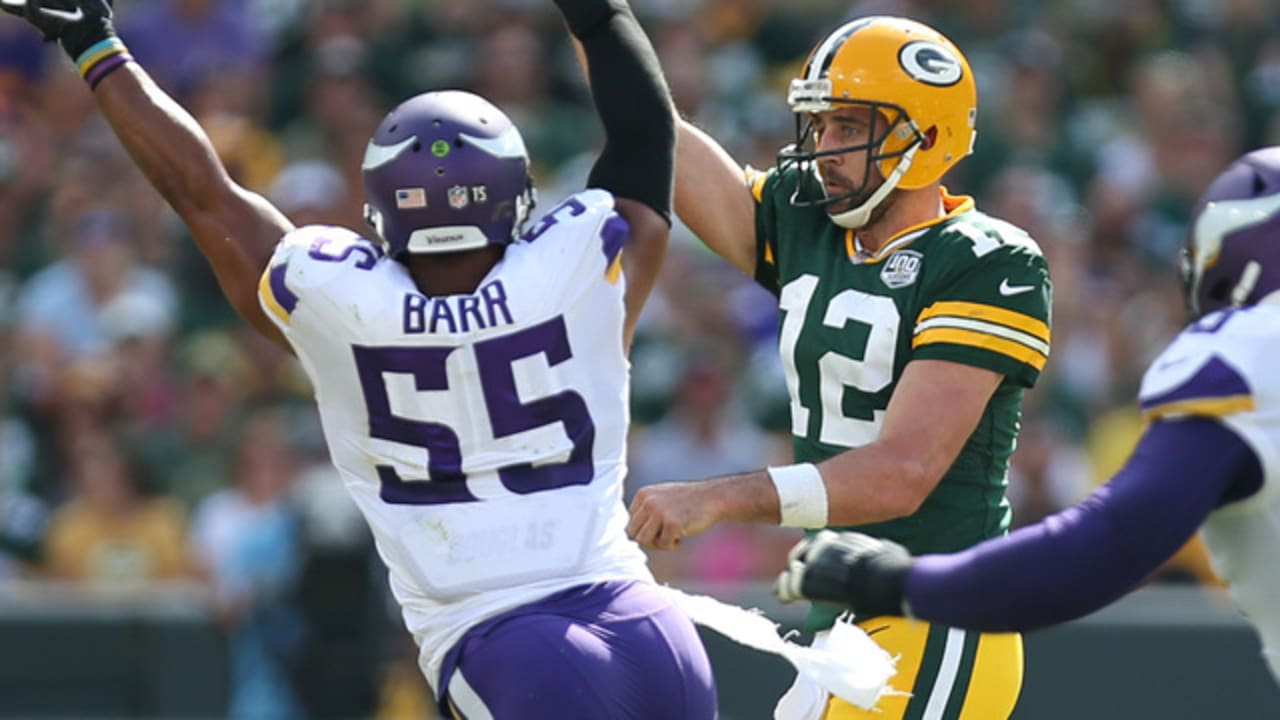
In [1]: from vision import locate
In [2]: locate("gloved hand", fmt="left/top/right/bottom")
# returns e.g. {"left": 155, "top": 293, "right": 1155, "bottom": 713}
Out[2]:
{"left": 0, "top": 0, "right": 116, "bottom": 61}
{"left": 775, "top": 530, "right": 914, "bottom": 618}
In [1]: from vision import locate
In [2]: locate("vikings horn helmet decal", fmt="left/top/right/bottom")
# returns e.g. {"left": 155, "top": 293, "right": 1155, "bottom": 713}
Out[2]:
{"left": 1182, "top": 146, "right": 1280, "bottom": 318}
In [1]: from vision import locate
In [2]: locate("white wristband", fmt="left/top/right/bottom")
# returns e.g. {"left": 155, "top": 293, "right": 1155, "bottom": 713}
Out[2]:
{"left": 768, "top": 463, "right": 829, "bottom": 528}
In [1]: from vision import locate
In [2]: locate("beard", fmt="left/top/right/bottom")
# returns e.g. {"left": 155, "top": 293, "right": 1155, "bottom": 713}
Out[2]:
{"left": 822, "top": 169, "right": 898, "bottom": 225}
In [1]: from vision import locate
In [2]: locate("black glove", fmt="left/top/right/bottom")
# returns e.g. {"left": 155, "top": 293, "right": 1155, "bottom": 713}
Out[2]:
{"left": 0, "top": 0, "right": 116, "bottom": 60}
{"left": 775, "top": 530, "right": 914, "bottom": 617}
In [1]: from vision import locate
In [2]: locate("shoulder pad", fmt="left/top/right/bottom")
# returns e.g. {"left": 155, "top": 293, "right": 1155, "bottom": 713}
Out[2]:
{"left": 259, "top": 225, "right": 385, "bottom": 328}
{"left": 942, "top": 215, "right": 1045, "bottom": 262}
{"left": 270, "top": 225, "right": 385, "bottom": 290}
{"left": 1140, "top": 319, "right": 1256, "bottom": 421}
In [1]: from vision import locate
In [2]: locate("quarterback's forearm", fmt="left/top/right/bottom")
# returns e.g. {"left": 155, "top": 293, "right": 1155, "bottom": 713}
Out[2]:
{"left": 904, "top": 419, "right": 1258, "bottom": 631}
{"left": 715, "top": 453, "right": 934, "bottom": 528}
{"left": 815, "top": 444, "right": 940, "bottom": 526}
{"left": 816, "top": 359, "right": 1003, "bottom": 525}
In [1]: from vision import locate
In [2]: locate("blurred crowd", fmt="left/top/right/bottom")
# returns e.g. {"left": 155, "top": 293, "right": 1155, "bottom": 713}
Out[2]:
{"left": 1, "top": 0, "right": 1277, "bottom": 716}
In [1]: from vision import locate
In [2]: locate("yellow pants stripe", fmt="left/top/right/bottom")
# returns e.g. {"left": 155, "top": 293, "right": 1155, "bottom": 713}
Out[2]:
{"left": 823, "top": 618, "right": 1022, "bottom": 720}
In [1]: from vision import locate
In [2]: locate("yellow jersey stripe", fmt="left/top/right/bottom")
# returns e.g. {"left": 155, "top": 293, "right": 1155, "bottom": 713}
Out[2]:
{"left": 914, "top": 327, "right": 1048, "bottom": 371}
{"left": 918, "top": 301, "right": 1049, "bottom": 344}
{"left": 915, "top": 317, "right": 1050, "bottom": 356}
{"left": 258, "top": 267, "right": 291, "bottom": 326}
{"left": 605, "top": 253, "right": 623, "bottom": 284}
{"left": 747, "top": 167, "right": 768, "bottom": 203}
{"left": 1142, "top": 395, "right": 1256, "bottom": 421}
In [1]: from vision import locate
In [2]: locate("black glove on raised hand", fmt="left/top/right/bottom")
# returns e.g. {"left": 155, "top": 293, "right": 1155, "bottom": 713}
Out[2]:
{"left": 1, "top": 0, "right": 126, "bottom": 88}
{"left": 2, "top": 0, "right": 115, "bottom": 58}
{"left": 775, "top": 530, "right": 914, "bottom": 618}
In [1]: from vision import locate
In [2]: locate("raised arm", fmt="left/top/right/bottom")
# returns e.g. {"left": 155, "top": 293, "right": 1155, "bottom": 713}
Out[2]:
{"left": 674, "top": 119, "right": 759, "bottom": 277}
{"left": 4, "top": 0, "right": 293, "bottom": 347}
{"left": 556, "top": 0, "right": 674, "bottom": 350}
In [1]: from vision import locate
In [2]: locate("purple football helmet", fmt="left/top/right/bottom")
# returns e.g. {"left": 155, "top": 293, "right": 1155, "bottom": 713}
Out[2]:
{"left": 361, "top": 90, "right": 535, "bottom": 257}
{"left": 1182, "top": 146, "right": 1280, "bottom": 318}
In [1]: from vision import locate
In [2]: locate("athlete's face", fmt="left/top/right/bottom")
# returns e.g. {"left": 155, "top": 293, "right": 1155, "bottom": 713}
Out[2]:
{"left": 810, "top": 106, "right": 884, "bottom": 214}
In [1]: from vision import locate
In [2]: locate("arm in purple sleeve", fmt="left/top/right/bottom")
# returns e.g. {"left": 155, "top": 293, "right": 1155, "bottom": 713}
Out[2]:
{"left": 904, "top": 417, "right": 1263, "bottom": 632}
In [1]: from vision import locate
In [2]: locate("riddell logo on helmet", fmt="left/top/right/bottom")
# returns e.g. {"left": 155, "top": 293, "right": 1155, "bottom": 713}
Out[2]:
{"left": 899, "top": 41, "right": 962, "bottom": 87}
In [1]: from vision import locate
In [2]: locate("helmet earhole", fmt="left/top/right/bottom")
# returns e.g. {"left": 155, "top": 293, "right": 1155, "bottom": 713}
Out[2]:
{"left": 1208, "top": 278, "right": 1233, "bottom": 302}
{"left": 454, "top": 139, "right": 464, "bottom": 148}
{"left": 921, "top": 127, "right": 938, "bottom": 150}
{"left": 412, "top": 141, "right": 422, "bottom": 153}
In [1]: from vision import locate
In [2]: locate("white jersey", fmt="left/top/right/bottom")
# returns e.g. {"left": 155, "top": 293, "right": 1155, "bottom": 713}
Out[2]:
{"left": 258, "top": 190, "right": 651, "bottom": 691}
{"left": 1138, "top": 298, "right": 1280, "bottom": 683}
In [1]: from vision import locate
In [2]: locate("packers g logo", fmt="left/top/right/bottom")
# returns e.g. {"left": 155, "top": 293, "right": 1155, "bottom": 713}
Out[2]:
{"left": 898, "top": 40, "right": 962, "bottom": 87}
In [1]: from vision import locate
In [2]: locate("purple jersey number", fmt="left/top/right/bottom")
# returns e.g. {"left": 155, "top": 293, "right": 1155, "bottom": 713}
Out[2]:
{"left": 521, "top": 197, "right": 587, "bottom": 243}
{"left": 353, "top": 316, "right": 595, "bottom": 505}
{"left": 308, "top": 236, "right": 383, "bottom": 269}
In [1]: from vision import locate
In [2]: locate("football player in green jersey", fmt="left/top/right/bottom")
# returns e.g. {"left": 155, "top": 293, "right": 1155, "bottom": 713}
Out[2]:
{"left": 627, "top": 16, "right": 1051, "bottom": 720}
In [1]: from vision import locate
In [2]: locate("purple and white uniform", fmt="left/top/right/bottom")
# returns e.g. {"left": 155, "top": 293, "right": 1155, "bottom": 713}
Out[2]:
{"left": 257, "top": 190, "right": 715, "bottom": 717}
{"left": 1138, "top": 300, "right": 1280, "bottom": 681}
{"left": 903, "top": 297, "right": 1279, "bottom": 683}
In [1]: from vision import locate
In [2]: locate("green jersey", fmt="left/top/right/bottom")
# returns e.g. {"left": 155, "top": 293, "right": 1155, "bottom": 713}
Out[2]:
{"left": 749, "top": 166, "right": 1052, "bottom": 630}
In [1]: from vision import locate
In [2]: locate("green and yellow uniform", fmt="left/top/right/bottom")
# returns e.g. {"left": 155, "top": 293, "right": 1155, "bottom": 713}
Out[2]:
{"left": 751, "top": 165, "right": 1052, "bottom": 720}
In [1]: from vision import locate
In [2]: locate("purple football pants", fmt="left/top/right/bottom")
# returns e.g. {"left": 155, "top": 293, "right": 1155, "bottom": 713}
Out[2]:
{"left": 437, "top": 580, "right": 717, "bottom": 719}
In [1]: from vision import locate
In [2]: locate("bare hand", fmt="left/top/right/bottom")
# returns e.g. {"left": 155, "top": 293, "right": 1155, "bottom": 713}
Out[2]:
{"left": 627, "top": 481, "right": 722, "bottom": 550}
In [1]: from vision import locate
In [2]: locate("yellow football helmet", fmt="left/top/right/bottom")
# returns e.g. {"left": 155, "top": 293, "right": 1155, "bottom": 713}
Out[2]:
{"left": 780, "top": 16, "right": 977, "bottom": 228}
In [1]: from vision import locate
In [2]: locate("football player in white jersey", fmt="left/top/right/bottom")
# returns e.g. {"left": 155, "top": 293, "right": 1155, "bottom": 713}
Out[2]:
{"left": 2, "top": 0, "right": 718, "bottom": 716}
{"left": 775, "top": 146, "right": 1280, "bottom": 685}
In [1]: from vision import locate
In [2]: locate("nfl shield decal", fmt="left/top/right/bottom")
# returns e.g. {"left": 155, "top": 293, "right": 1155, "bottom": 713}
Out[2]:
{"left": 881, "top": 249, "right": 922, "bottom": 289}
{"left": 448, "top": 185, "right": 470, "bottom": 209}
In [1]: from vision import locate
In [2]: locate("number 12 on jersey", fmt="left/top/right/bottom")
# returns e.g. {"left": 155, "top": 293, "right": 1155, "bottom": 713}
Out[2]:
{"left": 778, "top": 274, "right": 901, "bottom": 447}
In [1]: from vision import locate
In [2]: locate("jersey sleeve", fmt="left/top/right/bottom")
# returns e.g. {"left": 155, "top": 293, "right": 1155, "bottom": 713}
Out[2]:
{"left": 748, "top": 165, "right": 782, "bottom": 296}
{"left": 510, "top": 189, "right": 633, "bottom": 317}
{"left": 1139, "top": 340, "right": 1255, "bottom": 422}
{"left": 911, "top": 227, "right": 1052, "bottom": 388}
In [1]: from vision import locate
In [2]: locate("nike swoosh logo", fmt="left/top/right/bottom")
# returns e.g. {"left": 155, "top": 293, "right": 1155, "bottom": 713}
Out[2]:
{"left": 27, "top": 2, "right": 84, "bottom": 21}
{"left": 999, "top": 278, "right": 1036, "bottom": 296}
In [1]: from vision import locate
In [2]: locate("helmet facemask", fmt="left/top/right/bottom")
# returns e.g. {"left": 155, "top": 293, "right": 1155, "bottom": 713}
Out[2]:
{"left": 779, "top": 79, "right": 926, "bottom": 229}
